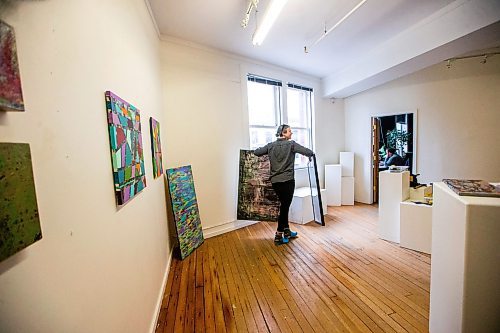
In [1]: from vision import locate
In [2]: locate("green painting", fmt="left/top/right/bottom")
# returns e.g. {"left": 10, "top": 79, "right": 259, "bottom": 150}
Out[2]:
{"left": 0, "top": 143, "right": 42, "bottom": 262}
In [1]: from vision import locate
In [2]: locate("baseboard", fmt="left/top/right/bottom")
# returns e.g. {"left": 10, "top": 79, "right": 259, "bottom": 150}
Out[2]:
{"left": 149, "top": 246, "right": 174, "bottom": 333}
{"left": 203, "top": 219, "right": 259, "bottom": 238}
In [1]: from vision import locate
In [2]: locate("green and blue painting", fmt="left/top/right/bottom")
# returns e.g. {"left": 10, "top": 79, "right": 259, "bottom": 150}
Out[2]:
{"left": 166, "top": 165, "right": 204, "bottom": 260}
{"left": 105, "top": 91, "right": 146, "bottom": 205}
{"left": 0, "top": 143, "right": 42, "bottom": 262}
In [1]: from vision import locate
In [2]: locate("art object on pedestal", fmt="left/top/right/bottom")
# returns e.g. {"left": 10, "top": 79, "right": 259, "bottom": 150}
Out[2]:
{"left": 149, "top": 117, "right": 163, "bottom": 178}
{"left": 237, "top": 149, "right": 279, "bottom": 222}
{"left": 443, "top": 179, "right": 500, "bottom": 198}
{"left": 104, "top": 91, "right": 146, "bottom": 206}
{"left": 0, "top": 20, "right": 24, "bottom": 111}
{"left": 0, "top": 143, "right": 42, "bottom": 262}
{"left": 166, "top": 165, "right": 204, "bottom": 260}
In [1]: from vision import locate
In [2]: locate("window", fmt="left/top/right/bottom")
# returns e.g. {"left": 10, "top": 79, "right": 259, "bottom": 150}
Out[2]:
{"left": 247, "top": 74, "right": 314, "bottom": 166}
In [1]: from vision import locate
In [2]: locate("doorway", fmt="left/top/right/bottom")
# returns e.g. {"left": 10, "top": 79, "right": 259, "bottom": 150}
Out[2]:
{"left": 371, "top": 112, "right": 416, "bottom": 203}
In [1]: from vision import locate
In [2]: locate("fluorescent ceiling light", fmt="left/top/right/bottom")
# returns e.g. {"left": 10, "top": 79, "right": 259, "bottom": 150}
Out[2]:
{"left": 252, "top": 0, "right": 288, "bottom": 46}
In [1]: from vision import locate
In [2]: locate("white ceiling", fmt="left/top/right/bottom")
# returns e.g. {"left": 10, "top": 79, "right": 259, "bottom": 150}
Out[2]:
{"left": 147, "top": 0, "right": 500, "bottom": 97}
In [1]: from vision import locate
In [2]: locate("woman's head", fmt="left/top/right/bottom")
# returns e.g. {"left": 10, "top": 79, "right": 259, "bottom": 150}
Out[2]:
{"left": 276, "top": 124, "right": 292, "bottom": 140}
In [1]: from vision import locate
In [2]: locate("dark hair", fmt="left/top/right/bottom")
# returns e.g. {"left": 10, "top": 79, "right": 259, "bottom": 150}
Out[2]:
{"left": 276, "top": 124, "right": 290, "bottom": 137}
{"left": 387, "top": 148, "right": 397, "bottom": 154}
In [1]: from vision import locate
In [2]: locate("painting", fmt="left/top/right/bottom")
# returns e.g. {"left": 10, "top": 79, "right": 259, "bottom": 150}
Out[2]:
{"left": 307, "top": 155, "right": 325, "bottom": 225}
{"left": 149, "top": 117, "right": 163, "bottom": 178}
{"left": 0, "top": 20, "right": 24, "bottom": 111}
{"left": 237, "top": 149, "right": 279, "bottom": 222}
{"left": 0, "top": 143, "right": 42, "bottom": 262}
{"left": 105, "top": 91, "right": 146, "bottom": 206}
{"left": 443, "top": 179, "right": 500, "bottom": 198}
{"left": 166, "top": 165, "right": 204, "bottom": 260}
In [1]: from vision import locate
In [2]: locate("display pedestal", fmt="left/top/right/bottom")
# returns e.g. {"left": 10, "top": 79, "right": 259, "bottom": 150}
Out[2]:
{"left": 429, "top": 182, "right": 500, "bottom": 333}
{"left": 289, "top": 187, "right": 326, "bottom": 224}
{"left": 378, "top": 170, "right": 409, "bottom": 243}
{"left": 325, "top": 164, "right": 341, "bottom": 206}
{"left": 399, "top": 201, "right": 432, "bottom": 254}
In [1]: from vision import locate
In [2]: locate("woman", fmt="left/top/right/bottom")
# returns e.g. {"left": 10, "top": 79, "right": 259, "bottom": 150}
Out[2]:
{"left": 254, "top": 124, "right": 314, "bottom": 244}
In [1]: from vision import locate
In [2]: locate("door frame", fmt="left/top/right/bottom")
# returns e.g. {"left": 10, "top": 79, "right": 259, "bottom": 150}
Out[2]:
{"left": 370, "top": 110, "right": 418, "bottom": 204}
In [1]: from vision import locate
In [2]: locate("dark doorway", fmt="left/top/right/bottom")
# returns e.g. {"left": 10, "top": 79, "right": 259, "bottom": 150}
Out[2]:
{"left": 371, "top": 113, "right": 415, "bottom": 203}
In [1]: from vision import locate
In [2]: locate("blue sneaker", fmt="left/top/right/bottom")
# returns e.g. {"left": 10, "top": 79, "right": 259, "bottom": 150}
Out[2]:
{"left": 284, "top": 228, "right": 298, "bottom": 238}
{"left": 274, "top": 232, "right": 289, "bottom": 244}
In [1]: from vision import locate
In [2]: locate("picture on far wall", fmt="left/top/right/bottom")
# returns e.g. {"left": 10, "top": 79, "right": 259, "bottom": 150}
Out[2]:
{"left": 0, "top": 143, "right": 42, "bottom": 262}
{"left": 104, "top": 91, "right": 146, "bottom": 206}
{"left": 149, "top": 117, "right": 163, "bottom": 178}
{"left": 166, "top": 165, "right": 204, "bottom": 260}
{"left": 0, "top": 20, "right": 24, "bottom": 111}
{"left": 237, "top": 149, "right": 279, "bottom": 222}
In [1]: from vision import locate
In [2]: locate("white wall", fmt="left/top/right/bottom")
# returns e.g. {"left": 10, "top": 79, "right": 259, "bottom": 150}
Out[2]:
{"left": 0, "top": 0, "right": 171, "bottom": 332}
{"left": 159, "top": 38, "right": 343, "bottom": 230}
{"left": 345, "top": 55, "right": 500, "bottom": 203}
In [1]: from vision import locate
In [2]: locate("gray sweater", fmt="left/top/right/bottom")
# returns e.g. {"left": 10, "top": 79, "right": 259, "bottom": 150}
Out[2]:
{"left": 254, "top": 139, "right": 314, "bottom": 183}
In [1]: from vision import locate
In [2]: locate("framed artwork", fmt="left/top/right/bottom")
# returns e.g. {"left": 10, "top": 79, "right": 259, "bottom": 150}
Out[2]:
{"left": 237, "top": 149, "right": 279, "bottom": 222}
{"left": 149, "top": 117, "right": 163, "bottom": 178}
{"left": 0, "top": 143, "right": 42, "bottom": 262}
{"left": 307, "top": 155, "right": 325, "bottom": 225}
{"left": 104, "top": 91, "right": 146, "bottom": 205}
{"left": 0, "top": 20, "right": 24, "bottom": 111}
{"left": 166, "top": 165, "right": 204, "bottom": 260}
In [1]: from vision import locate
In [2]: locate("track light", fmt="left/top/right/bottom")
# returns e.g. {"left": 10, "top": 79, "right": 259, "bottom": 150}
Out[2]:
{"left": 252, "top": 0, "right": 288, "bottom": 46}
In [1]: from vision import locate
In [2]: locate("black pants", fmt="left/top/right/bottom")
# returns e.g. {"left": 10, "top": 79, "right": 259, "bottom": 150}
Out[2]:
{"left": 272, "top": 179, "right": 295, "bottom": 232}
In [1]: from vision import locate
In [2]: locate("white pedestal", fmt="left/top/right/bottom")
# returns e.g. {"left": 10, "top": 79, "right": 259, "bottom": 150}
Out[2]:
{"left": 341, "top": 176, "right": 354, "bottom": 205}
{"left": 399, "top": 201, "right": 432, "bottom": 254}
{"left": 339, "top": 152, "right": 354, "bottom": 177}
{"left": 378, "top": 170, "right": 410, "bottom": 243}
{"left": 325, "top": 164, "right": 341, "bottom": 206}
{"left": 429, "top": 182, "right": 500, "bottom": 333}
{"left": 289, "top": 187, "right": 313, "bottom": 224}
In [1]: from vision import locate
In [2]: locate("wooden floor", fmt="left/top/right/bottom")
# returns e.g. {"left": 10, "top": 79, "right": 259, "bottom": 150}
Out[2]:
{"left": 155, "top": 204, "right": 431, "bottom": 333}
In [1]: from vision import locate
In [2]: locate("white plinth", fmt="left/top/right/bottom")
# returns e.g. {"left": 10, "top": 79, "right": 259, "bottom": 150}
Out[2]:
{"left": 289, "top": 187, "right": 313, "bottom": 224}
{"left": 341, "top": 176, "right": 354, "bottom": 205}
{"left": 325, "top": 164, "right": 341, "bottom": 206}
{"left": 429, "top": 182, "right": 500, "bottom": 333}
{"left": 339, "top": 152, "right": 354, "bottom": 177}
{"left": 378, "top": 170, "right": 410, "bottom": 243}
{"left": 400, "top": 201, "right": 432, "bottom": 254}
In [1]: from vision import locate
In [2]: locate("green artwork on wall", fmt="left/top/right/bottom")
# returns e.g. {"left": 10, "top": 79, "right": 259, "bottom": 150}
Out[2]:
{"left": 0, "top": 143, "right": 42, "bottom": 262}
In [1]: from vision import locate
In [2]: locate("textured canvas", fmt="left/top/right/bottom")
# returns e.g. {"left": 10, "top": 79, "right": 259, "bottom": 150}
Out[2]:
{"left": 166, "top": 165, "right": 204, "bottom": 260}
{"left": 105, "top": 91, "right": 146, "bottom": 205}
{"left": 443, "top": 179, "right": 500, "bottom": 198}
{"left": 237, "top": 149, "right": 279, "bottom": 222}
{"left": 149, "top": 117, "right": 163, "bottom": 178}
{"left": 0, "top": 143, "right": 42, "bottom": 262}
{"left": 0, "top": 20, "right": 24, "bottom": 111}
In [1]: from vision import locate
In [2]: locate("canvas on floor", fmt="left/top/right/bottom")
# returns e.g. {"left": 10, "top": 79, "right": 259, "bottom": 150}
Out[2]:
{"left": 237, "top": 149, "right": 279, "bottom": 222}
{"left": 104, "top": 91, "right": 146, "bottom": 206}
{"left": 166, "top": 165, "right": 204, "bottom": 260}
{"left": 0, "top": 143, "right": 42, "bottom": 262}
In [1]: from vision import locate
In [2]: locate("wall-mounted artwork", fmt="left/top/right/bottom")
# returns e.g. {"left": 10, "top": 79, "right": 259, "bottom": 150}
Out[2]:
{"left": 149, "top": 117, "right": 163, "bottom": 178}
{"left": 0, "top": 143, "right": 42, "bottom": 262}
{"left": 104, "top": 91, "right": 146, "bottom": 206}
{"left": 166, "top": 165, "right": 204, "bottom": 260}
{"left": 237, "top": 149, "right": 279, "bottom": 222}
{"left": 0, "top": 20, "right": 24, "bottom": 111}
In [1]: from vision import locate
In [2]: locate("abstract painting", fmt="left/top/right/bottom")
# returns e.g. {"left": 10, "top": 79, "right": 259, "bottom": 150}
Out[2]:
{"left": 149, "top": 117, "right": 163, "bottom": 178}
{"left": 166, "top": 165, "right": 204, "bottom": 260}
{"left": 237, "top": 149, "right": 279, "bottom": 222}
{"left": 0, "top": 20, "right": 24, "bottom": 111}
{"left": 105, "top": 91, "right": 146, "bottom": 206}
{"left": 0, "top": 143, "right": 42, "bottom": 262}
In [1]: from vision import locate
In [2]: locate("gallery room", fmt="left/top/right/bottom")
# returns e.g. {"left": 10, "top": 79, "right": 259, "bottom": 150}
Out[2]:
{"left": 1, "top": 0, "right": 499, "bottom": 332}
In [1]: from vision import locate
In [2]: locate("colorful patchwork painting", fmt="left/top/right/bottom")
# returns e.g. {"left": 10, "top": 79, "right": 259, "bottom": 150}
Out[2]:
{"left": 166, "top": 165, "right": 204, "bottom": 260}
{"left": 0, "top": 143, "right": 42, "bottom": 262}
{"left": 105, "top": 91, "right": 146, "bottom": 205}
{"left": 149, "top": 117, "right": 163, "bottom": 178}
{"left": 0, "top": 20, "right": 24, "bottom": 111}
{"left": 237, "top": 149, "right": 279, "bottom": 222}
